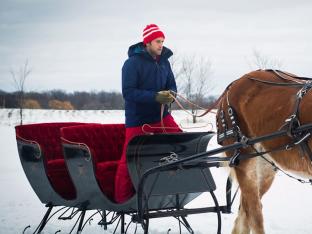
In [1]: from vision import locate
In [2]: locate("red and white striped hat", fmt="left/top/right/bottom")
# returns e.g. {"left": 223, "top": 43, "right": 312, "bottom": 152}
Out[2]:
{"left": 142, "top": 24, "right": 165, "bottom": 45}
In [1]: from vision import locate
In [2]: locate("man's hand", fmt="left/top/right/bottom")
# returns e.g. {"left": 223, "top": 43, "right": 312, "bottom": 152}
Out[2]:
{"left": 155, "top": 90, "right": 174, "bottom": 104}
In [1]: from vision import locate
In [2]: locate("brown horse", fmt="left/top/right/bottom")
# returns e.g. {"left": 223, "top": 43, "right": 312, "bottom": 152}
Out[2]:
{"left": 216, "top": 70, "right": 312, "bottom": 234}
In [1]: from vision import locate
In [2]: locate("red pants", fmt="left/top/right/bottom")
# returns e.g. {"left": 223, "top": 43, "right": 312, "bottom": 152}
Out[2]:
{"left": 115, "top": 114, "right": 182, "bottom": 203}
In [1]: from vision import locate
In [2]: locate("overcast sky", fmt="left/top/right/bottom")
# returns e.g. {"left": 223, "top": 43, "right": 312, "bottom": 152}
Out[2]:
{"left": 1, "top": 0, "right": 311, "bottom": 95}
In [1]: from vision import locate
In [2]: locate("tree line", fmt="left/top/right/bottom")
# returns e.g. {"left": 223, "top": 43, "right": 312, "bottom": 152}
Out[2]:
{"left": 0, "top": 90, "right": 125, "bottom": 110}
{"left": 0, "top": 89, "right": 218, "bottom": 110}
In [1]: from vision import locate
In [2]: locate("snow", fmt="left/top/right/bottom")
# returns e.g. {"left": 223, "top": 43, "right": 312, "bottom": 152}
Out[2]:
{"left": 0, "top": 109, "right": 311, "bottom": 233}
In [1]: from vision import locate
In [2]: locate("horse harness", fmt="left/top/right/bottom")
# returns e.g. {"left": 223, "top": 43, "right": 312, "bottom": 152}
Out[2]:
{"left": 216, "top": 69, "right": 312, "bottom": 167}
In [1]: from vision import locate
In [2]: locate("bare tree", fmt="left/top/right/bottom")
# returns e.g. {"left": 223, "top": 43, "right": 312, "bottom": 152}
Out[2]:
{"left": 175, "top": 55, "right": 213, "bottom": 123}
{"left": 248, "top": 49, "right": 283, "bottom": 70}
{"left": 169, "top": 50, "right": 183, "bottom": 82}
{"left": 194, "top": 57, "right": 213, "bottom": 104}
{"left": 181, "top": 55, "right": 196, "bottom": 100}
{"left": 10, "top": 60, "right": 31, "bottom": 125}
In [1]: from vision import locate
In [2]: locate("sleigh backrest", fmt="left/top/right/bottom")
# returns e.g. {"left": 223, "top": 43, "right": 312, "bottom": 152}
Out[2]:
{"left": 60, "top": 123, "right": 125, "bottom": 163}
{"left": 15, "top": 122, "right": 85, "bottom": 200}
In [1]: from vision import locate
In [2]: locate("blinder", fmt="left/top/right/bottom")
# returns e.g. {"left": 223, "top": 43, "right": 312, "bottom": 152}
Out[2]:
{"left": 217, "top": 105, "right": 247, "bottom": 166}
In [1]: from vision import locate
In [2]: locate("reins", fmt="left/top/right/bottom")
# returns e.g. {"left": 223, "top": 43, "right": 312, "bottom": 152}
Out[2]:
{"left": 141, "top": 90, "right": 225, "bottom": 134}
{"left": 168, "top": 84, "right": 238, "bottom": 119}
{"left": 141, "top": 99, "right": 215, "bottom": 134}
{"left": 141, "top": 104, "right": 181, "bottom": 134}
{"left": 169, "top": 91, "right": 218, "bottom": 117}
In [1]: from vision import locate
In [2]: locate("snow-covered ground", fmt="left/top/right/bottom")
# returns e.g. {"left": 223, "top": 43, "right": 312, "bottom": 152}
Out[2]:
{"left": 0, "top": 109, "right": 311, "bottom": 233}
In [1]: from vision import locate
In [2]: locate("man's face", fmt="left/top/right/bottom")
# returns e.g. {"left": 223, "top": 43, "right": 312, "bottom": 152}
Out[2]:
{"left": 146, "top": 37, "right": 164, "bottom": 57}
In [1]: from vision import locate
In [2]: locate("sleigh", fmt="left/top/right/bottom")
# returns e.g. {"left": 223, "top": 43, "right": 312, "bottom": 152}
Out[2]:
{"left": 16, "top": 118, "right": 312, "bottom": 233}
{"left": 16, "top": 122, "right": 235, "bottom": 234}
{"left": 17, "top": 120, "right": 312, "bottom": 233}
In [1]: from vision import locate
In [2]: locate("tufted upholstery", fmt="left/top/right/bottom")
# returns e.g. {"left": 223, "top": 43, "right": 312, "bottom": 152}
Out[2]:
{"left": 60, "top": 124, "right": 127, "bottom": 202}
{"left": 96, "top": 161, "right": 119, "bottom": 201}
{"left": 15, "top": 122, "right": 85, "bottom": 200}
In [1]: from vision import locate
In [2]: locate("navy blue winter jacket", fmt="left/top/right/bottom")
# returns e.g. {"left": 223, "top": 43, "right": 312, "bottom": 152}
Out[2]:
{"left": 122, "top": 42, "right": 177, "bottom": 127}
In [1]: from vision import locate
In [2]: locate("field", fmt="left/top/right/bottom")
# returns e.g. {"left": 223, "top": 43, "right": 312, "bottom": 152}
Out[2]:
{"left": 0, "top": 109, "right": 311, "bottom": 233}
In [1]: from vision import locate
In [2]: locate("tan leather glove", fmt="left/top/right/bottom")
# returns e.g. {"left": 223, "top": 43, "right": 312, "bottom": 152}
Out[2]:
{"left": 155, "top": 90, "right": 174, "bottom": 104}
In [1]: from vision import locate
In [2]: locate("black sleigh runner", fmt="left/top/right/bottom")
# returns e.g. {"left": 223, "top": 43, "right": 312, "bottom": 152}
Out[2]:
{"left": 15, "top": 69, "right": 312, "bottom": 234}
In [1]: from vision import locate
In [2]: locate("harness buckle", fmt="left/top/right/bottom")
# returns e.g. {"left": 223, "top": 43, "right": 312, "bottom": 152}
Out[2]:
{"left": 229, "top": 150, "right": 241, "bottom": 167}
{"left": 285, "top": 114, "right": 297, "bottom": 123}
{"left": 294, "top": 132, "right": 311, "bottom": 145}
{"left": 240, "top": 135, "right": 249, "bottom": 148}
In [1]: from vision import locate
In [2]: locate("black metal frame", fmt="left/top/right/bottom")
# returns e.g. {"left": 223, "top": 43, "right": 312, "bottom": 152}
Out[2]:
{"left": 132, "top": 122, "right": 312, "bottom": 233}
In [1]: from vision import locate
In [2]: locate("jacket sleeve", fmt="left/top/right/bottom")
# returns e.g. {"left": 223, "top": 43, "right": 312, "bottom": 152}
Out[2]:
{"left": 122, "top": 59, "right": 157, "bottom": 103}
{"left": 166, "top": 62, "right": 177, "bottom": 93}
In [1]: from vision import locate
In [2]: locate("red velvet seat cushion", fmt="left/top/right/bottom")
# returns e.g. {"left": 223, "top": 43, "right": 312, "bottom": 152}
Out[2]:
{"left": 46, "top": 158, "right": 67, "bottom": 171}
{"left": 47, "top": 159, "right": 76, "bottom": 200}
{"left": 96, "top": 161, "right": 119, "bottom": 201}
{"left": 15, "top": 122, "right": 84, "bottom": 200}
{"left": 60, "top": 124, "right": 126, "bottom": 202}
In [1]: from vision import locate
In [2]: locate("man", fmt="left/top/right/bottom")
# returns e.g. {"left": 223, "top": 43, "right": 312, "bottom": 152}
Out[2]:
{"left": 115, "top": 24, "right": 182, "bottom": 203}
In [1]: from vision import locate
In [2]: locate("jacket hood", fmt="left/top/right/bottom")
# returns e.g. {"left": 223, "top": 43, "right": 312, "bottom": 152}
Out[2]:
{"left": 127, "top": 42, "right": 173, "bottom": 61}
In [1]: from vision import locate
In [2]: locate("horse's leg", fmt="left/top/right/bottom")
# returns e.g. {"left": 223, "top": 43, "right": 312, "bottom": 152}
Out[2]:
{"left": 231, "top": 196, "right": 250, "bottom": 234}
{"left": 257, "top": 153, "right": 277, "bottom": 199}
{"left": 231, "top": 158, "right": 266, "bottom": 234}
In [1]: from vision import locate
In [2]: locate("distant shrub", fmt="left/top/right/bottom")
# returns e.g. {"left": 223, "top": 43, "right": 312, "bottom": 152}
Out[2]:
{"left": 22, "top": 99, "right": 41, "bottom": 109}
{"left": 48, "top": 99, "right": 74, "bottom": 110}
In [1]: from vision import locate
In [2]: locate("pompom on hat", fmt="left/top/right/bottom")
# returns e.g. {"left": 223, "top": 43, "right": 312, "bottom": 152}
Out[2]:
{"left": 142, "top": 24, "right": 165, "bottom": 45}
